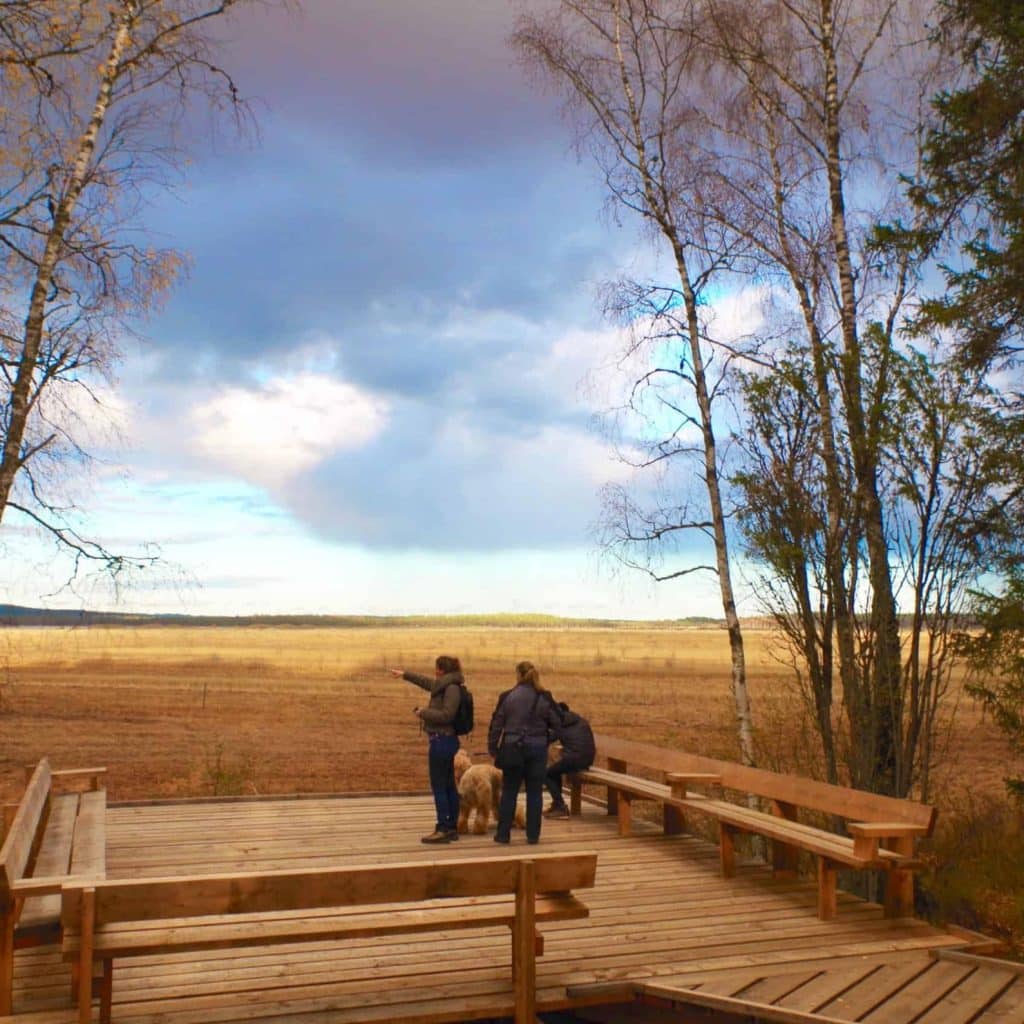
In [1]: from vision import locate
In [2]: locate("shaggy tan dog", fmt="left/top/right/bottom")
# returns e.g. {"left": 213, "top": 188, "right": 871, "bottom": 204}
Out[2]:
{"left": 454, "top": 749, "right": 526, "bottom": 834}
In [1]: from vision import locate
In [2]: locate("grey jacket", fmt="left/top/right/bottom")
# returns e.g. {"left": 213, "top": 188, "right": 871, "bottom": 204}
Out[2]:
{"left": 403, "top": 670, "right": 464, "bottom": 736}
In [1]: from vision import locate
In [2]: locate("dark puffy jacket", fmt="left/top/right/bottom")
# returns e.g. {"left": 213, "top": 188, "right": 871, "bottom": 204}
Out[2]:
{"left": 557, "top": 709, "right": 595, "bottom": 765}
{"left": 403, "top": 670, "right": 464, "bottom": 735}
{"left": 487, "top": 683, "right": 561, "bottom": 757}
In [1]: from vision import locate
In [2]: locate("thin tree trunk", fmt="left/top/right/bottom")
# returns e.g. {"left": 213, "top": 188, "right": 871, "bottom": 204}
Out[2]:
{"left": 820, "top": 0, "right": 903, "bottom": 795}
{"left": 0, "top": 2, "right": 136, "bottom": 521}
{"left": 764, "top": 114, "right": 849, "bottom": 783}
{"left": 675, "top": 242, "right": 756, "bottom": 769}
{"left": 612, "top": 0, "right": 756, "bottom": 770}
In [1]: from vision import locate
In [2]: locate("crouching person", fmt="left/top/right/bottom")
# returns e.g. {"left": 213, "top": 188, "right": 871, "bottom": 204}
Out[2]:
{"left": 545, "top": 701, "right": 595, "bottom": 818}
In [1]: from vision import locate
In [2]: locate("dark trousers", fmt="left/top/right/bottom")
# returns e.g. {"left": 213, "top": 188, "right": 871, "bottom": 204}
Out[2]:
{"left": 496, "top": 740, "right": 548, "bottom": 843}
{"left": 545, "top": 754, "right": 591, "bottom": 808}
{"left": 427, "top": 733, "right": 460, "bottom": 831}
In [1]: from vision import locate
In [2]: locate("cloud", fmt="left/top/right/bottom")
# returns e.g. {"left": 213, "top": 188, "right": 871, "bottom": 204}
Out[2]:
{"left": 119, "top": 308, "right": 649, "bottom": 553}
{"left": 81, "top": 1, "right": 661, "bottom": 559}
{"left": 187, "top": 373, "right": 390, "bottom": 487}
{"left": 280, "top": 411, "right": 626, "bottom": 551}
{"left": 703, "top": 284, "right": 771, "bottom": 348}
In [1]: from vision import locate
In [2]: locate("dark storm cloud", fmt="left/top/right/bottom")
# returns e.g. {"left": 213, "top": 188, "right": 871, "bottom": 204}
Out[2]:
{"left": 224, "top": 0, "right": 568, "bottom": 164}
{"left": 148, "top": 141, "right": 613, "bottom": 383}
{"left": 130, "top": 0, "right": 649, "bottom": 551}
{"left": 143, "top": 0, "right": 614, "bottom": 363}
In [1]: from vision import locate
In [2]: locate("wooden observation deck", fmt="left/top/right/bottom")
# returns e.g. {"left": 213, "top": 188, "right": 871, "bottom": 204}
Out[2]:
{"left": 5, "top": 791, "right": 1024, "bottom": 1024}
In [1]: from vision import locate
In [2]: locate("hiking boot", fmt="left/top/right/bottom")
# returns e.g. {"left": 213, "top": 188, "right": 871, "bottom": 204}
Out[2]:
{"left": 444, "top": 829, "right": 459, "bottom": 842}
{"left": 421, "top": 829, "right": 451, "bottom": 844}
{"left": 545, "top": 804, "right": 570, "bottom": 819}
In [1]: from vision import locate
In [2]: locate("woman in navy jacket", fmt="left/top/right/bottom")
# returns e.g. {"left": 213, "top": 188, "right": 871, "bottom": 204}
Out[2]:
{"left": 488, "top": 661, "right": 561, "bottom": 844}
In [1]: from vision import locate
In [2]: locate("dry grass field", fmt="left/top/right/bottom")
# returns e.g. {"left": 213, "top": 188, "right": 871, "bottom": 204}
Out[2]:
{"left": 0, "top": 623, "right": 1011, "bottom": 805}
{"left": 1, "top": 622, "right": 1021, "bottom": 946}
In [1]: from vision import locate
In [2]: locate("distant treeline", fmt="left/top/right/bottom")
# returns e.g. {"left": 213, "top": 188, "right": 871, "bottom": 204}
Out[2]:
{"left": 0, "top": 604, "right": 726, "bottom": 630}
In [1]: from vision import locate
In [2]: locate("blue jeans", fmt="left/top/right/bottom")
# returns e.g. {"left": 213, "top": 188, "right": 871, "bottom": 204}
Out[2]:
{"left": 545, "top": 754, "right": 591, "bottom": 808}
{"left": 496, "top": 739, "right": 548, "bottom": 843}
{"left": 427, "top": 733, "right": 460, "bottom": 831}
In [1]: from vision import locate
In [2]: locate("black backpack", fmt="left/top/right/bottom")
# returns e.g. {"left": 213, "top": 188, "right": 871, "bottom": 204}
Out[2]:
{"left": 449, "top": 682, "right": 475, "bottom": 736}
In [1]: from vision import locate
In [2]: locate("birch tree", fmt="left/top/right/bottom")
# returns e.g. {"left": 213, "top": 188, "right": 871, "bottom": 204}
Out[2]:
{"left": 0, "top": 0, "right": 278, "bottom": 581}
{"left": 513, "top": 0, "right": 757, "bottom": 771}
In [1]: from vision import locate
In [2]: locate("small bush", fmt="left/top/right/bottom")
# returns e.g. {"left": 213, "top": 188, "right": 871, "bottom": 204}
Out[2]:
{"left": 202, "top": 742, "right": 258, "bottom": 797}
{"left": 918, "top": 792, "right": 1024, "bottom": 954}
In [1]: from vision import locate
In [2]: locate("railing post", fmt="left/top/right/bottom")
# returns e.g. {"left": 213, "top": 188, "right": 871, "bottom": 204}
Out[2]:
{"left": 884, "top": 837, "right": 915, "bottom": 918}
{"left": 607, "top": 758, "right": 626, "bottom": 817}
{"left": 770, "top": 800, "right": 799, "bottom": 877}
{"left": 0, "top": 905, "right": 14, "bottom": 1015}
{"left": 513, "top": 860, "right": 536, "bottom": 1024}
{"left": 617, "top": 792, "right": 633, "bottom": 837}
{"left": 817, "top": 858, "right": 837, "bottom": 920}
{"left": 664, "top": 776, "right": 686, "bottom": 836}
{"left": 78, "top": 886, "right": 96, "bottom": 1024}
{"left": 719, "top": 824, "right": 736, "bottom": 877}
{"left": 569, "top": 775, "right": 582, "bottom": 816}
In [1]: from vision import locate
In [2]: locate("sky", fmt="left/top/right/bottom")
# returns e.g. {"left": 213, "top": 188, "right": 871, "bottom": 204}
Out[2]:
{"left": 3, "top": 0, "right": 736, "bottom": 620}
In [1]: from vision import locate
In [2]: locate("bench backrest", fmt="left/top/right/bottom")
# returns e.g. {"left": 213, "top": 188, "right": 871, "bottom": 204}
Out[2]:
{"left": 0, "top": 759, "right": 51, "bottom": 902}
{"left": 62, "top": 850, "right": 598, "bottom": 928}
{"left": 593, "top": 734, "right": 936, "bottom": 834}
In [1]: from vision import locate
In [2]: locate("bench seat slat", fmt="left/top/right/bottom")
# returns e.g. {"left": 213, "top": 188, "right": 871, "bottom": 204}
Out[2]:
{"left": 577, "top": 768, "right": 919, "bottom": 869}
{"left": 16, "top": 795, "right": 79, "bottom": 932}
{"left": 27, "top": 795, "right": 78, "bottom": 878}
{"left": 689, "top": 799, "right": 920, "bottom": 868}
{"left": 63, "top": 894, "right": 589, "bottom": 958}
{"left": 580, "top": 737, "right": 932, "bottom": 923}
{"left": 68, "top": 791, "right": 105, "bottom": 880}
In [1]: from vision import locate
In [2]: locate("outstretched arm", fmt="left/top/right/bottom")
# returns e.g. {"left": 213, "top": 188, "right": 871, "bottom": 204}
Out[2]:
{"left": 389, "top": 668, "right": 433, "bottom": 693}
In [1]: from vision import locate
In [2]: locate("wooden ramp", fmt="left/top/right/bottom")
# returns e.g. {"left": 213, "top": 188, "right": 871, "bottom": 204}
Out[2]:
{"left": 6, "top": 793, "right": 1022, "bottom": 1023}
{"left": 625, "top": 948, "right": 1024, "bottom": 1022}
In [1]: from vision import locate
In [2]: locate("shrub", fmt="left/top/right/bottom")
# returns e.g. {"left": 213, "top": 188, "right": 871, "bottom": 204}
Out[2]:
{"left": 202, "top": 742, "right": 258, "bottom": 797}
{"left": 918, "top": 792, "right": 1024, "bottom": 955}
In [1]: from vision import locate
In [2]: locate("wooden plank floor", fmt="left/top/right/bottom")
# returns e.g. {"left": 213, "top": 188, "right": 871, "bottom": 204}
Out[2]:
{"left": 8, "top": 793, "right": 1022, "bottom": 1024}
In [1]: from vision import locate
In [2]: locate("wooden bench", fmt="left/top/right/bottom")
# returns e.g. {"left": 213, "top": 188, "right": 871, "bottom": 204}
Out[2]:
{"left": 569, "top": 734, "right": 935, "bottom": 921}
{"left": 0, "top": 759, "right": 106, "bottom": 1014}
{"left": 62, "top": 849, "right": 598, "bottom": 1024}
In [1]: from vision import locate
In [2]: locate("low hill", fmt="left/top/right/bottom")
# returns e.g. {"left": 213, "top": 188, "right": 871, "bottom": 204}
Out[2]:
{"left": 0, "top": 604, "right": 725, "bottom": 629}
